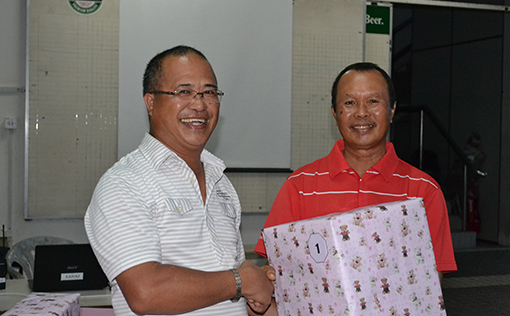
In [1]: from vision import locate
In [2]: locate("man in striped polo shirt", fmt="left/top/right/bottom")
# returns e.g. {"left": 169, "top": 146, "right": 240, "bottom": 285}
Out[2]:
{"left": 85, "top": 46, "right": 275, "bottom": 316}
{"left": 254, "top": 62, "right": 457, "bottom": 282}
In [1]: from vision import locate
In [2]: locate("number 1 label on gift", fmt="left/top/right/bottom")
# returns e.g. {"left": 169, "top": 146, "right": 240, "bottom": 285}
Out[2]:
{"left": 308, "top": 233, "right": 328, "bottom": 263}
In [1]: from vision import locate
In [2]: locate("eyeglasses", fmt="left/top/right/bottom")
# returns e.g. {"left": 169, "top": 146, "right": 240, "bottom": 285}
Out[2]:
{"left": 149, "top": 88, "right": 224, "bottom": 103}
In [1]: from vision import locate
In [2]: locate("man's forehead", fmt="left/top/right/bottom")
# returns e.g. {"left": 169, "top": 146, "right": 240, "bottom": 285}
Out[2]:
{"left": 161, "top": 53, "right": 210, "bottom": 70}
{"left": 160, "top": 54, "right": 217, "bottom": 84}
{"left": 340, "top": 69, "right": 385, "bottom": 83}
{"left": 343, "top": 91, "right": 386, "bottom": 98}
{"left": 337, "top": 70, "right": 388, "bottom": 92}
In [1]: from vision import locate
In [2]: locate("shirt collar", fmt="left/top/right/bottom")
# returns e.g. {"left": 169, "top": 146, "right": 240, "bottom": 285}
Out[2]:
{"left": 327, "top": 139, "right": 399, "bottom": 182}
{"left": 139, "top": 133, "right": 226, "bottom": 172}
{"left": 372, "top": 142, "right": 399, "bottom": 181}
{"left": 327, "top": 139, "right": 352, "bottom": 178}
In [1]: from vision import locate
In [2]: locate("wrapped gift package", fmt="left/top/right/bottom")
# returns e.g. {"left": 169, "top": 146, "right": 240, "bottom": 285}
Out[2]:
{"left": 262, "top": 198, "right": 446, "bottom": 315}
{"left": 3, "top": 292, "right": 81, "bottom": 316}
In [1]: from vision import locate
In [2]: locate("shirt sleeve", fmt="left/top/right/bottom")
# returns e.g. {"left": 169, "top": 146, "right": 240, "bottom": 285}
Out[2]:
{"left": 84, "top": 172, "right": 163, "bottom": 281}
{"left": 254, "top": 179, "right": 301, "bottom": 257}
{"left": 423, "top": 188, "right": 458, "bottom": 273}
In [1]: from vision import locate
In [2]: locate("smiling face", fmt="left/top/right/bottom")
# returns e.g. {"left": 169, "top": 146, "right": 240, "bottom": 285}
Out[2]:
{"left": 144, "top": 53, "right": 219, "bottom": 157}
{"left": 331, "top": 69, "right": 395, "bottom": 152}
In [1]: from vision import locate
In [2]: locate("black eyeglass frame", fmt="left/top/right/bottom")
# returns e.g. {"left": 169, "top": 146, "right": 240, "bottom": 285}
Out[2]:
{"left": 149, "top": 89, "right": 224, "bottom": 103}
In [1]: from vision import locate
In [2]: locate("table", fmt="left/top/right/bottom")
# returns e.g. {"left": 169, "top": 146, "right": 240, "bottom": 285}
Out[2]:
{"left": 0, "top": 279, "right": 111, "bottom": 312}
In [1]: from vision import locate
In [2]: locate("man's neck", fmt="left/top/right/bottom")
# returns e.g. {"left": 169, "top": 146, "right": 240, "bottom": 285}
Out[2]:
{"left": 185, "top": 157, "right": 205, "bottom": 178}
{"left": 150, "top": 133, "right": 209, "bottom": 203}
{"left": 159, "top": 141, "right": 208, "bottom": 204}
{"left": 342, "top": 142, "right": 387, "bottom": 178}
{"left": 179, "top": 152, "right": 208, "bottom": 205}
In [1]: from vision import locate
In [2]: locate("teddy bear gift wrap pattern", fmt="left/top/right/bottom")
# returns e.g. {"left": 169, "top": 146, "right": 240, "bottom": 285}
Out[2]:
{"left": 262, "top": 198, "right": 446, "bottom": 315}
{"left": 3, "top": 292, "right": 81, "bottom": 316}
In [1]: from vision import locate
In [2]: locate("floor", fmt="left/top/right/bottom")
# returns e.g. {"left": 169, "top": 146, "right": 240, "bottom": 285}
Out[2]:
{"left": 442, "top": 240, "right": 510, "bottom": 315}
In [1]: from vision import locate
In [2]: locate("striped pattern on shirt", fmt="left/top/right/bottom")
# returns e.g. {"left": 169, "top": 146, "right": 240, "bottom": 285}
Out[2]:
{"left": 255, "top": 140, "right": 457, "bottom": 273}
{"left": 85, "top": 134, "right": 247, "bottom": 316}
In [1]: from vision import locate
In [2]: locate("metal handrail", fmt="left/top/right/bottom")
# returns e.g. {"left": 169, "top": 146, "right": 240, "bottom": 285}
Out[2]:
{"left": 396, "top": 104, "right": 487, "bottom": 232}
{"left": 397, "top": 104, "right": 487, "bottom": 177}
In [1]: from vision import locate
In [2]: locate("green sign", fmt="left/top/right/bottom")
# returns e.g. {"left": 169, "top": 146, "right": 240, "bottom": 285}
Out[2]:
{"left": 366, "top": 5, "right": 390, "bottom": 35}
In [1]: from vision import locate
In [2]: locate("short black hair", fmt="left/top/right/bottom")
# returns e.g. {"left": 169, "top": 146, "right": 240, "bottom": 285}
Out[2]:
{"left": 142, "top": 45, "right": 211, "bottom": 96}
{"left": 331, "top": 62, "right": 396, "bottom": 113}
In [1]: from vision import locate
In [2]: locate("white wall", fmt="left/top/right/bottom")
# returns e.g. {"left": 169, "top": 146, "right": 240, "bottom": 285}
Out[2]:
{"left": 0, "top": 1, "right": 23, "bottom": 241}
{"left": 0, "top": 0, "right": 367, "bottom": 249}
{"left": 0, "top": 2, "right": 274, "bottom": 248}
{"left": 0, "top": 2, "right": 92, "bottom": 245}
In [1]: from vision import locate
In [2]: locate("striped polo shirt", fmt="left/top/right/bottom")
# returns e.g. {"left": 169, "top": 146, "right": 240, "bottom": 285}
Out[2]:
{"left": 255, "top": 140, "right": 457, "bottom": 273}
{"left": 85, "top": 133, "right": 247, "bottom": 316}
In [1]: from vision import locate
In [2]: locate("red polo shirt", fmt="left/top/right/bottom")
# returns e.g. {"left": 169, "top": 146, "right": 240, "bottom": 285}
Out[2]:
{"left": 254, "top": 140, "right": 457, "bottom": 272}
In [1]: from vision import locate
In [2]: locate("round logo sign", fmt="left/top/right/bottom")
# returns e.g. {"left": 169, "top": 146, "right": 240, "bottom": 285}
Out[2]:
{"left": 68, "top": 1, "right": 103, "bottom": 15}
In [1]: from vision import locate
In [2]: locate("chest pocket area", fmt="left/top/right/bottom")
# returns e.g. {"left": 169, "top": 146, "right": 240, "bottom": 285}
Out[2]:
{"left": 165, "top": 198, "right": 193, "bottom": 216}
{"left": 220, "top": 202, "right": 237, "bottom": 219}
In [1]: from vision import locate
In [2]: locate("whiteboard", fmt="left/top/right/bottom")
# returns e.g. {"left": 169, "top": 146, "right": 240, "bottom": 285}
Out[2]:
{"left": 119, "top": 0, "right": 292, "bottom": 169}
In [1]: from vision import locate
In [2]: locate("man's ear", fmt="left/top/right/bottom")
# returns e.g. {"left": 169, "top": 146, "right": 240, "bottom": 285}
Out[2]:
{"left": 390, "top": 102, "right": 396, "bottom": 123}
{"left": 144, "top": 93, "right": 154, "bottom": 118}
{"left": 331, "top": 105, "right": 337, "bottom": 119}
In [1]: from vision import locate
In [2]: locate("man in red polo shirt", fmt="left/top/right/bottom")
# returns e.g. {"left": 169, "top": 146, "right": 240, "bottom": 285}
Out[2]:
{"left": 254, "top": 62, "right": 457, "bottom": 282}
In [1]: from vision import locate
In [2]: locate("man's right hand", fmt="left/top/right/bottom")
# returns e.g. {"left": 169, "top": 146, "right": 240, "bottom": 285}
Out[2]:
{"left": 238, "top": 260, "right": 275, "bottom": 314}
